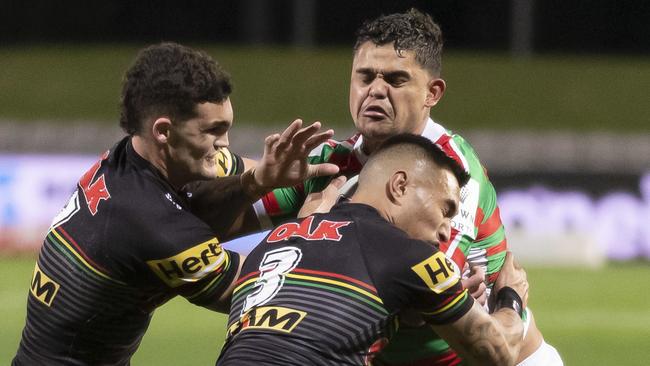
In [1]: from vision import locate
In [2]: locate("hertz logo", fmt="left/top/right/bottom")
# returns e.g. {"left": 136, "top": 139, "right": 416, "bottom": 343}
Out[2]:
{"left": 411, "top": 252, "right": 459, "bottom": 294}
{"left": 228, "top": 306, "right": 306, "bottom": 336}
{"left": 147, "top": 238, "right": 225, "bottom": 288}
{"left": 30, "top": 263, "right": 60, "bottom": 307}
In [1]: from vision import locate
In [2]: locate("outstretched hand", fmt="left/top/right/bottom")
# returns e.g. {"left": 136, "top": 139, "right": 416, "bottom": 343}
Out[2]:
{"left": 252, "top": 119, "right": 340, "bottom": 190}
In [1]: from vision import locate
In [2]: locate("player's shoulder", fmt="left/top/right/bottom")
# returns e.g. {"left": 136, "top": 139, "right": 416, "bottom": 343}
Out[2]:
{"left": 345, "top": 203, "right": 433, "bottom": 257}
{"left": 425, "top": 119, "right": 489, "bottom": 179}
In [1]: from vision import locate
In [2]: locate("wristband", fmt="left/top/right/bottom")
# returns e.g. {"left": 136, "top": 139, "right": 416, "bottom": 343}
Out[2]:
{"left": 240, "top": 169, "right": 271, "bottom": 201}
{"left": 495, "top": 286, "right": 523, "bottom": 318}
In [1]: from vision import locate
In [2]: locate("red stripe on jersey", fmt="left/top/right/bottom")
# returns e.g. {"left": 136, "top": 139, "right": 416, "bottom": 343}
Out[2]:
{"left": 474, "top": 207, "right": 485, "bottom": 229}
{"left": 261, "top": 189, "right": 284, "bottom": 217}
{"left": 476, "top": 206, "right": 504, "bottom": 241}
{"left": 57, "top": 226, "right": 110, "bottom": 274}
{"left": 439, "top": 230, "right": 467, "bottom": 269}
{"left": 293, "top": 268, "right": 378, "bottom": 294}
{"left": 486, "top": 239, "right": 508, "bottom": 257}
{"left": 235, "top": 270, "right": 260, "bottom": 287}
{"left": 434, "top": 134, "right": 467, "bottom": 172}
{"left": 487, "top": 271, "right": 500, "bottom": 284}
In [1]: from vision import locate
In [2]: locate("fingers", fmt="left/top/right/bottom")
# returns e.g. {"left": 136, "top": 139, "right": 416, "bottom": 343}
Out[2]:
{"left": 271, "top": 120, "right": 333, "bottom": 157}
{"left": 473, "top": 283, "right": 488, "bottom": 307}
{"left": 264, "top": 132, "right": 281, "bottom": 153}
{"left": 304, "top": 129, "right": 335, "bottom": 151}
{"left": 461, "top": 266, "right": 485, "bottom": 291}
{"left": 306, "top": 163, "right": 340, "bottom": 179}
{"left": 291, "top": 121, "right": 323, "bottom": 148}
{"left": 277, "top": 119, "right": 304, "bottom": 148}
{"left": 324, "top": 175, "right": 348, "bottom": 192}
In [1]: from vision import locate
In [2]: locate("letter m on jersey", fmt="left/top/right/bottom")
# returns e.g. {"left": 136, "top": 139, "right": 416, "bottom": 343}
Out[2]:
{"left": 30, "top": 263, "right": 61, "bottom": 307}
{"left": 79, "top": 151, "right": 111, "bottom": 215}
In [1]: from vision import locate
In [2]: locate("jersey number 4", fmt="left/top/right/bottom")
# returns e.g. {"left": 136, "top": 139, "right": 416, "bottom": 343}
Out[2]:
{"left": 242, "top": 247, "right": 303, "bottom": 314}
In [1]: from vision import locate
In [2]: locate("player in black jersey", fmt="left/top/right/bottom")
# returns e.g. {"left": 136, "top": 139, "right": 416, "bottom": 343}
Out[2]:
{"left": 13, "top": 42, "right": 339, "bottom": 366}
{"left": 218, "top": 134, "right": 529, "bottom": 366}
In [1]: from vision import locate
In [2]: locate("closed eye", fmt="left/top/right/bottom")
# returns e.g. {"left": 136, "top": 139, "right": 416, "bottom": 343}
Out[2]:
{"left": 445, "top": 199, "right": 458, "bottom": 218}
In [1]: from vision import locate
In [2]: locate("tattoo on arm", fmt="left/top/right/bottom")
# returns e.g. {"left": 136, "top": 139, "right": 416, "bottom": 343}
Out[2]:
{"left": 433, "top": 301, "right": 523, "bottom": 366}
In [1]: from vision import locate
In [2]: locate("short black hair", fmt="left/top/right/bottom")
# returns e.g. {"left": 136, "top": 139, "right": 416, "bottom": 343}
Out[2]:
{"left": 353, "top": 8, "right": 444, "bottom": 76}
{"left": 373, "top": 133, "right": 470, "bottom": 187}
{"left": 119, "top": 42, "right": 233, "bottom": 135}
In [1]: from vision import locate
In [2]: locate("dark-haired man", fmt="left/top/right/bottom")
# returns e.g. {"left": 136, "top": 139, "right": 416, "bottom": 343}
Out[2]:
{"left": 13, "top": 42, "right": 338, "bottom": 365}
{"left": 239, "top": 8, "right": 562, "bottom": 366}
{"left": 218, "top": 134, "right": 529, "bottom": 366}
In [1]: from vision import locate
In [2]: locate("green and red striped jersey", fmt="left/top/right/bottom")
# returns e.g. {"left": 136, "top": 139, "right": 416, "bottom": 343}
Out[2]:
{"left": 253, "top": 118, "right": 507, "bottom": 365}
{"left": 219, "top": 203, "right": 473, "bottom": 365}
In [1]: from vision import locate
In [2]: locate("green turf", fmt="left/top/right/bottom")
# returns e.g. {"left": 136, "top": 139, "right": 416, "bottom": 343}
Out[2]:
{"left": 1, "top": 44, "right": 649, "bottom": 132}
{"left": 2, "top": 255, "right": 650, "bottom": 365}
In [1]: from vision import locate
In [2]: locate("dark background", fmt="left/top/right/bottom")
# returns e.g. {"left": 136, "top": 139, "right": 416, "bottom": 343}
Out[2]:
{"left": 2, "top": 0, "right": 649, "bottom": 54}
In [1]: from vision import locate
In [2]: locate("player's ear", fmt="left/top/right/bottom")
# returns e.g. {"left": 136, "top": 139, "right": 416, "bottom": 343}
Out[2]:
{"left": 152, "top": 117, "right": 173, "bottom": 144}
{"left": 425, "top": 78, "right": 446, "bottom": 108}
{"left": 387, "top": 171, "right": 408, "bottom": 204}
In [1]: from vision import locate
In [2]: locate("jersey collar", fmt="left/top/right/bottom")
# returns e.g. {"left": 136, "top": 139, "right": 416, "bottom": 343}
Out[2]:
{"left": 352, "top": 117, "right": 446, "bottom": 163}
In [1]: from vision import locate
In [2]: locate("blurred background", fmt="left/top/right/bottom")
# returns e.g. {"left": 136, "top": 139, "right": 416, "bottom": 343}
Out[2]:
{"left": 1, "top": 0, "right": 649, "bottom": 364}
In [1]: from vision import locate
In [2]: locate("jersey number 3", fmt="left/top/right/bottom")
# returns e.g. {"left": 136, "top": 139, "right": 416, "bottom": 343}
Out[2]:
{"left": 242, "top": 247, "right": 303, "bottom": 314}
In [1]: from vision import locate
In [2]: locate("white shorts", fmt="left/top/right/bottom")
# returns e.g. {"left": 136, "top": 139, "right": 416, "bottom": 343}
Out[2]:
{"left": 517, "top": 340, "right": 564, "bottom": 366}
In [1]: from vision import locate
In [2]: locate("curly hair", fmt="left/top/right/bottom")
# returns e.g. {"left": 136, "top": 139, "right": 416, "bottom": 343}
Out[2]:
{"left": 119, "top": 42, "right": 232, "bottom": 135}
{"left": 353, "top": 8, "right": 444, "bottom": 76}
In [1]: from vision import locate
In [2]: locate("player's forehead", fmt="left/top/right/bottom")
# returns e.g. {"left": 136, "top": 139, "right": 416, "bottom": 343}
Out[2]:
{"left": 352, "top": 41, "right": 421, "bottom": 74}
{"left": 191, "top": 99, "right": 233, "bottom": 128}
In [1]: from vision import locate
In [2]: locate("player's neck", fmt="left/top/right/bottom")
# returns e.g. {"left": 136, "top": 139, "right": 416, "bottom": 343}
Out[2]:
{"left": 349, "top": 192, "right": 394, "bottom": 224}
{"left": 131, "top": 135, "right": 174, "bottom": 187}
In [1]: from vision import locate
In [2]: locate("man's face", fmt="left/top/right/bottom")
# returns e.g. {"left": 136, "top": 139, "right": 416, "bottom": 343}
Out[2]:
{"left": 350, "top": 42, "right": 438, "bottom": 153}
{"left": 396, "top": 166, "right": 460, "bottom": 246}
{"left": 168, "top": 98, "right": 233, "bottom": 184}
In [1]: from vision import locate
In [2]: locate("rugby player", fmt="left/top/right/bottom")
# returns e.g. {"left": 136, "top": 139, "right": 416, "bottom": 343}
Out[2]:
{"left": 12, "top": 42, "right": 338, "bottom": 365}
{"left": 218, "top": 134, "right": 529, "bottom": 366}
{"left": 215, "top": 8, "right": 562, "bottom": 366}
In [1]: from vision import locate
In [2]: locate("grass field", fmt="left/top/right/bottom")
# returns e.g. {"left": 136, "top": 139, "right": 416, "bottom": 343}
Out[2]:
{"left": 2, "top": 255, "right": 649, "bottom": 365}
{"left": 1, "top": 44, "right": 650, "bottom": 132}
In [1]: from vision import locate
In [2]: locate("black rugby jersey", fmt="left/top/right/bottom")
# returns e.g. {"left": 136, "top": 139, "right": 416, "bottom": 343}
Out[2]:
{"left": 13, "top": 137, "right": 241, "bottom": 366}
{"left": 218, "top": 203, "right": 473, "bottom": 366}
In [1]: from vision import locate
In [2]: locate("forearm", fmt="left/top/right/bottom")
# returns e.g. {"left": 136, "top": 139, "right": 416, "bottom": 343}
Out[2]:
{"left": 187, "top": 170, "right": 267, "bottom": 239}
{"left": 434, "top": 302, "right": 523, "bottom": 366}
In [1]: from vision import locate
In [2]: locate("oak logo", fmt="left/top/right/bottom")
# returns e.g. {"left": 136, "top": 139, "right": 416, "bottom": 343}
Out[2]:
{"left": 30, "top": 263, "right": 60, "bottom": 307}
{"left": 267, "top": 216, "right": 351, "bottom": 243}
{"left": 411, "top": 252, "right": 459, "bottom": 294}
{"left": 147, "top": 238, "right": 224, "bottom": 287}
{"left": 228, "top": 306, "right": 306, "bottom": 336}
{"left": 79, "top": 150, "right": 111, "bottom": 215}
